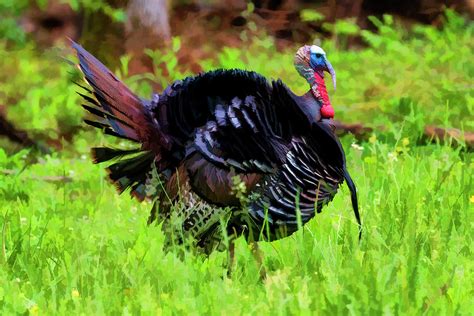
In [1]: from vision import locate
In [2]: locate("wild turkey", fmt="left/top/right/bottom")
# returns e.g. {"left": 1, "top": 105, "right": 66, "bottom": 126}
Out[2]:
{"left": 72, "top": 41, "right": 361, "bottom": 255}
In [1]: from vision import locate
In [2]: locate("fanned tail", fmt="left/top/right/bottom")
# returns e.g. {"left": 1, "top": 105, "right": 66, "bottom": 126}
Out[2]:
{"left": 73, "top": 42, "right": 149, "bottom": 142}
{"left": 71, "top": 41, "right": 171, "bottom": 200}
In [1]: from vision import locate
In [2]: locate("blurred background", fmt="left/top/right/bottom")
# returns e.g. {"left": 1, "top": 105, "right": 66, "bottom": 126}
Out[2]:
{"left": 0, "top": 0, "right": 473, "bottom": 152}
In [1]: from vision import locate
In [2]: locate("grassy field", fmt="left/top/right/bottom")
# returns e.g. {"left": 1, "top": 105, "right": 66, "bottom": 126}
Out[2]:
{"left": 1, "top": 11, "right": 473, "bottom": 315}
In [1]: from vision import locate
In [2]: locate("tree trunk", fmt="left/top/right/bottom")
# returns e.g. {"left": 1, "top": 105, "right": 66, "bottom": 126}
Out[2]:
{"left": 125, "top": 0, "right": 171, "bottom": 75}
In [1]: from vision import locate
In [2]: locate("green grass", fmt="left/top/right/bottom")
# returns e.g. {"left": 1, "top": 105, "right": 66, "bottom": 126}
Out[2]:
{"left": 1, "top": 10, "right": 473, "bottom": 315}
{"left": 1, "top": 138, "right": 472, "bottom": 314}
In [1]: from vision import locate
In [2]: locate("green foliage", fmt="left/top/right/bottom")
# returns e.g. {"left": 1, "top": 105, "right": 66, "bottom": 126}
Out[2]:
{"left": 300, "top": 9, "right": 325, "bottom": 23}
{"left": 323, "top": 18, "right": 360, "bottom": 36}
{"left": 0, "top": 43, "right": 83, "bottom": 139}
{"left": 0, "top": 9, "right": 473, "bottom": 315}
{"left": 0, "top": 0, "right": 126, "bottom": 47}
{"left": 0, "top": 0, "right": 29, "bottom": 46}
{"left": 333, "top": 10, "right": 473, "bottom": 138}
{"left": 67, "top": 0, "right": 127, "bottom": 22}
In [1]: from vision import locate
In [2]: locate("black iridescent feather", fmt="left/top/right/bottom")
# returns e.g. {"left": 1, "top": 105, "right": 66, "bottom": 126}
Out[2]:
{"left": 72, "top": 41, "right": 361, "bottom": 252}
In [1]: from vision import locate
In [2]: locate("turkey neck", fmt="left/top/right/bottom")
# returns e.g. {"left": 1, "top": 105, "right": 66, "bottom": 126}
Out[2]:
{"left": 294, "top": 70, "right": 332, "bottom": 123}
{"left": 311, "top": 71, "right": 331, "bottom": 109}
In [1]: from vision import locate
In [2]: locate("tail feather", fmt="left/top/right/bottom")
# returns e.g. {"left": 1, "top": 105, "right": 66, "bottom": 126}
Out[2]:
{"left": 91, "top": 147, "right": 155, "bottom": 201}
{"left": 71, "top": 40, "right": 172, "bottom": 200}
{"left": 107, "top": 151, "right": 155, "bottom": 196}
{"left": 81, "top": 103, "right": 137, "bottom": 135}
{"left": 91, "top": 147, "right": 142, "bottom": 163}
{"left": 343, "top": 168, "right": 362, "bottom": 241}
{"left": 83, "top": 119, "right": 136, "bottom": 141}
{"left": 72, "top": 40, "right": 165, "bottom": 147}
{"left": 73, "top": 81, "right": 93, "bottom": 94}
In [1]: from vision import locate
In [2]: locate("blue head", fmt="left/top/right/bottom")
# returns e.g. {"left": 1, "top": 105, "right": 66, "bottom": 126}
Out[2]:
{"left": 309, "top": 46, "right": 336, "bottom": 91}
{"left": 294, "top": 45, "right": 336, "bottom": 91}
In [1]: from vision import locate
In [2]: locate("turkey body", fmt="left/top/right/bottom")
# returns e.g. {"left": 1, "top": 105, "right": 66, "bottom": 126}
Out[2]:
{"left": 73, "top": 42, "right": 360, "bottom": 252}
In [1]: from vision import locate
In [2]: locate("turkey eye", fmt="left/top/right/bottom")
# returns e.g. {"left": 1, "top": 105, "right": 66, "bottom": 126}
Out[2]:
{"left": 315, "top": 53, "right": 322, "bottom": 58}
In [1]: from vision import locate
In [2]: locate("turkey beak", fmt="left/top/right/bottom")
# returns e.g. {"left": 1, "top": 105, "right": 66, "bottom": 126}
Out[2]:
{"left": 324, "top": 58, "right": 336, "bottom": 92}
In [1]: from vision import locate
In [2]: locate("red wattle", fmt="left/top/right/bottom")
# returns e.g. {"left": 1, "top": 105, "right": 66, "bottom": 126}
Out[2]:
{"left": 312, "top": 72, "right": 334, "bottom": 119}
{"left": 321, "top": 105, "right": 334, "bottom": 118}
